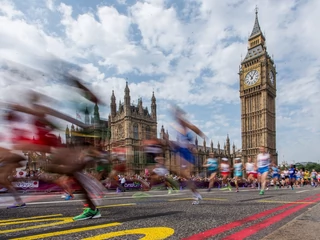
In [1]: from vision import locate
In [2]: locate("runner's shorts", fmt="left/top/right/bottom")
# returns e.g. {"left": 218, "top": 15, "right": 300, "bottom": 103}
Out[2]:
{"left": 272, "top": 173, "right": 280, "bottom": 179}
{"left": 258, "top": 166, "right": 269, "bottom": 174}
{"left": 176, "top": 147, "right": 195, "bottom": 165}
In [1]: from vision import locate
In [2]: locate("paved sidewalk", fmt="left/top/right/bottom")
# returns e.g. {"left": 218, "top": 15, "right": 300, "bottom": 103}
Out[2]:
{"left": 263, "top": 202, "right": 320, "bottom": 240}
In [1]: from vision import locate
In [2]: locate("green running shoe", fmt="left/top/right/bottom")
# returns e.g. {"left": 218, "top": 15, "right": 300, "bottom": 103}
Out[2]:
{"left": 259, "top": 190, "right": 265, "bottom": 195}
{"left": 73, "top": 208, "right": 101, "bottom": 221}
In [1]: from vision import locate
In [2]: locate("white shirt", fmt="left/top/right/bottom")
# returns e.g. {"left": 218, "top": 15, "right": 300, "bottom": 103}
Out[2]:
{"left": 257, "top": 153, "right": 270, "bottom": 168}
{"left": 221, "top": 163, "right": 230, "bottom": 172}
{"left": 246, "top": 162, "right": 255, "bottom": 172}
{"left": 120, "top": 177, "right": 126, "bottom": 184}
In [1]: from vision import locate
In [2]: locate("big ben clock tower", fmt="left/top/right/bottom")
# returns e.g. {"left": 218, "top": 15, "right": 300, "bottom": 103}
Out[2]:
{"left": 239, "top": 8, "right": 277, "bottom": 163}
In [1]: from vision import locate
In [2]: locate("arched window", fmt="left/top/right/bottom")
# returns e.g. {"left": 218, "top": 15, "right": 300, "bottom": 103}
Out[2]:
{"left": 134, "top": 146, "right": 139, "bottom": 164}
{"left": 133, "top": 124, "right": 139, "bottom": 139}
{"left": 146, "top": 126, "right": 151, "bottom": 140}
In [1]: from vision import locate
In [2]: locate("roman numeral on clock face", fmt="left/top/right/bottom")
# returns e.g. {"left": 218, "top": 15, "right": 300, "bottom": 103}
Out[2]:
{"left": 245, "top": 70, "right": 259, "bottom": 86}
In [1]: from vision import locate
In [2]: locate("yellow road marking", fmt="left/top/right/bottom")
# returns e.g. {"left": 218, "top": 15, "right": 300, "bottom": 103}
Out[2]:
{"left": 10, "top": 222, "right": 121, "bottom": 240}
{"left": 0, "top": 217, "right": 74, "bottom": 234}
{"left": 203, "top": 198, "right": 228, "bottom": 201}
{"left": 98, "top": 203, "right": 136, "bottom": 208}
{"left": 168, "top": 198, "right": 194, "bottom": 201}
{"left": 83, "top": 227, "right": 175, "bottom": 240}
{"left": 168, "top": 198, "right": 227, "bottom": 202}
{"left": 256, "top": 200, "right": 314, "bottom": 204}
{"left": 0, "top": 214, "right": 62, "bottom": 223}
{"left": 0, "top": 218, "right": 71, "bottom": 227}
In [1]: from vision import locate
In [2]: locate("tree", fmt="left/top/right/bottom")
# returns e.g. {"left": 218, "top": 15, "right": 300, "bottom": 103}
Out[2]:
{"left": 304, "top": 163, "right": 320, "bottom": 172}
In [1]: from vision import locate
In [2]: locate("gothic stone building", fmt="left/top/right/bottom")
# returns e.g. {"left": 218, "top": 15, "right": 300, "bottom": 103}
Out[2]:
{"left": 65, "top": 104, "right": 109, "bottom": 147}
{"left": 106, "top": 82, "right": 158, "bottom": 174}
{"left": 159, "top": 128, "right": 241, "bottom": 177}
{"left": 239, "top": 9, "right": 278, "bottom": 164}
{"left": 65, "top": 83, "right": 240, "bottom": 176}
{"left": 65, "top": 82, "right": 158, "bottom": 174}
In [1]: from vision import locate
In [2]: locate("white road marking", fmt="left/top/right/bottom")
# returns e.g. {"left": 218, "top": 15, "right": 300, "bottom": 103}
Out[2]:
{"left": 296, "top": 190, "right": 310, "bottom": 193}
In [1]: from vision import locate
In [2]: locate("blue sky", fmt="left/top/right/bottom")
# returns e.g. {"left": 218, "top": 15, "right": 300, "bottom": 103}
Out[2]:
{"left": 0, "top": 0, "right": 319, "bottom": 164}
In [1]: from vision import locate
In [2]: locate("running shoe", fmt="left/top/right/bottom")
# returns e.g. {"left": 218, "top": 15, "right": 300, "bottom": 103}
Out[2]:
{"left": 7, "top": 203, "right": 26, "bottom": 209}
{"left": 132, "top": 192, "right": 151, "bottom": 199}
{"left": 192, "top": 196, "right": 202, "bottom": 205}
{"left": 192, "top": 199, "right": 199, "bottom": 205}
{"left": 73, "top": 208, "right": 101, "bottom": 221}
{"left": 259, "top": 190, "right": 264, "bottom": 195}
{"left": 65, "top": 195, "right": 74, "bottom": 200}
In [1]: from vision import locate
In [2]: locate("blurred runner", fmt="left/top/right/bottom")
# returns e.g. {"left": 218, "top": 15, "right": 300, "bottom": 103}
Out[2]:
{"left": 256, "top": 146, "right": 271, "bottom": 195}
{"left": 203, "top": 152, "right": 218, "bottom": 192}
{"left": 220, "top": 158, "right": 232, "bottom": 191}
{"left": 167, "top": 105, "right": 206, "bottom": 205}
{"left": 245, "top": 157, "right": 257, "bottom": 188}
{"left": 233, "top": 158, "right": 242, "bottom": 192}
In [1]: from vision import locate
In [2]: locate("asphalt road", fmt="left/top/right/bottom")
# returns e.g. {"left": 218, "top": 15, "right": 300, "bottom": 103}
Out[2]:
{"left": 1, "top": 186, "right": 320, "bottom": 240}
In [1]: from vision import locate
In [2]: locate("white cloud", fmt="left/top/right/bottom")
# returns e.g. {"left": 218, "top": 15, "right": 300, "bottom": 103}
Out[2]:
{"left": 0, "top": 0, "right": 319, "bottom": 163}
{"left": 46, "top": 0, "right": 55, "bottom": 11}
{"left": 116, "top": 0, "right": 127, "bottom": 5}
{"left": 0, "top": 0, "right": 23, "bottom": 18}
{"left": 130, "top": 1, "right": 185, "bottom": 54}
{"left": 58, "top": 4, "right": 132, "bottom": 60}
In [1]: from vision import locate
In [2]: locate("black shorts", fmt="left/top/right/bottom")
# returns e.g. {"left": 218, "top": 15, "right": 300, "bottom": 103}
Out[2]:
{"left": 208, "top": 170, "right": 217, "bottom": 176}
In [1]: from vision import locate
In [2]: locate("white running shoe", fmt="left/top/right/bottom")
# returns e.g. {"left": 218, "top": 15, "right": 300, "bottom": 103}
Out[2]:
{"left": 192, "top": 200, "right": 199, "bottom": 205}
{"left": 192, "top": 198, "right": 200, "bottom": 205}
{"left": 192, "top": 194, "right": 202, "bottom": 205}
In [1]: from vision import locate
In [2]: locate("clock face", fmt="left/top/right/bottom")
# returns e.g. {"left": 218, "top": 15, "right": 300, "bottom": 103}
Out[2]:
{"left": 269, "top": 71, "right": 274, "bottom": 85}
{"left": 245, "top": 70, "right": 259, "bottom": 86}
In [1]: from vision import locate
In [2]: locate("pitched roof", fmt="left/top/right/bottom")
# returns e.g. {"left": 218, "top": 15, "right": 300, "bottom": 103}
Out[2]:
{"left": 249, "top": 11, "right": 262, "bottom": 39}
{"left": 242, "top": 45, "right": 264, "bottom": 62}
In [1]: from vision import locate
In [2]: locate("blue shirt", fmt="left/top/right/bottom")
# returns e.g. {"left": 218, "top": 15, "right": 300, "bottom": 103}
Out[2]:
{"left": 207, "top": 158, "right": 218, "bottom": 171}
{"left": 272, "top": 166, "right": 279, "bottom": 174}
{"left": 234, "top": 163, "right": 243, "bottom": 175}
{"left": 289, "top": 168, "right": 296, "bottom": 176}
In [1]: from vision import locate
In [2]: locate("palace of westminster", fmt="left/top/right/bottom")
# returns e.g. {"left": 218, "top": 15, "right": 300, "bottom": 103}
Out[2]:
{"left": 28, "top": 10, "right": 278, "bottom": 175}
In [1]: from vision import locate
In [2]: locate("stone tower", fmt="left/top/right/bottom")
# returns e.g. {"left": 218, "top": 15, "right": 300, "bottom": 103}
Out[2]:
{"left": 239, "top": 8, "right": 277, "bottom": 162}
{"left": 108, "top": 82, "right": 158, "bottom": 174}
